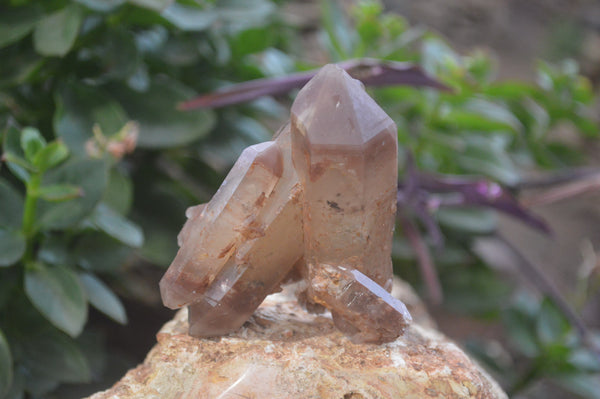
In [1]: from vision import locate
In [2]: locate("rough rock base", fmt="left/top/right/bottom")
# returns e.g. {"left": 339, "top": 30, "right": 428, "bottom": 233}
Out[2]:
{"left": 88, "top": 281, "right": 507, "bottom": 399}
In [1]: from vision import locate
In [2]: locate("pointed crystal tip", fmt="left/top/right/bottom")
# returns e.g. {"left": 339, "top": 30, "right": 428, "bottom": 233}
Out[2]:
{"left": 291, "top": 64, "right": 395, "bottom": 147}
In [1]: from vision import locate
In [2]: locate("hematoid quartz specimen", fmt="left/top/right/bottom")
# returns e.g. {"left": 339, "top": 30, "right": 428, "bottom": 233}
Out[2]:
{"left": 160, "top": 64, "right": 412, "bottom": 344}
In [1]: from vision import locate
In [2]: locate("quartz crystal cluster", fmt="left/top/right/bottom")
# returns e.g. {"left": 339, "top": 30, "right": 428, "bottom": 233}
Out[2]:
{"left": 160, "top": 64, "right": 412, "bottom": 344}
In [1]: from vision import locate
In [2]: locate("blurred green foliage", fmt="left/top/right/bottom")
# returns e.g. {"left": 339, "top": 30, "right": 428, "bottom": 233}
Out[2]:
{"left": 0, "top": 0, "right": 598, "bottom": 398}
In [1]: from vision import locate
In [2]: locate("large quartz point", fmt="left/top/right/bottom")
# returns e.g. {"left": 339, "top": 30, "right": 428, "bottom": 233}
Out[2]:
{"left": 160, "top": 64, "right": 410, "bottom": 344}
{"left": 291, "top": 64, "right": 400, "bottom": 341}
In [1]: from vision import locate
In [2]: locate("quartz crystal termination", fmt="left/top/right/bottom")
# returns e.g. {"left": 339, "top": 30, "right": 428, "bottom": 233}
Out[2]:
{"left": 187, "top": 125, "right": 304, "bottom": 336}
{"left": 160, "top": 141, "right": 283, "bottom": 309}
{"left": 310, "top": 264, "right": 412, "bottom": 343}
{"left": 160, "top": 64, "right": 411, "bottom": 344}
{"left": 291, "top": 64, "right": 402, "bottom": 342}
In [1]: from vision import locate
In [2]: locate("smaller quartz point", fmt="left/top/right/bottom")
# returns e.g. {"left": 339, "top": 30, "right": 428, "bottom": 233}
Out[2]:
{"left": 160, "top": 141, "right": 283, "bottom": 309}
{"left": 309, "top": 264, "right": 412, "bottom": 344}
{"left": 188, "top": 126, "right": 304, "bottom": 336}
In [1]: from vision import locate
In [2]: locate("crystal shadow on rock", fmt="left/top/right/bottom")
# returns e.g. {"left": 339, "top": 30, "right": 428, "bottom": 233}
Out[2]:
{"left": 160, "top": 64, "right": 412, "bottom": 344}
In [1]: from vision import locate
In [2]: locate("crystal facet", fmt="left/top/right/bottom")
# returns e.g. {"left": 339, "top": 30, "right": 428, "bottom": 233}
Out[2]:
{"left": 188, "top": 126, "right": 304, "bottom": 336}
{"left": 291, "top": 64, "right": 400, "bottom": 341}
{"left": 160, "top": 64, "right": 411, "bottom": 344}
{"left": 160, "top": 141, "right": 283, "bottom": 309}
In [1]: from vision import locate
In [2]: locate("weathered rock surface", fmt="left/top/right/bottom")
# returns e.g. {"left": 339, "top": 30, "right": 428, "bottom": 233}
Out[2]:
{"left": 88, "top": 281, "right": 507, "bottom": 399}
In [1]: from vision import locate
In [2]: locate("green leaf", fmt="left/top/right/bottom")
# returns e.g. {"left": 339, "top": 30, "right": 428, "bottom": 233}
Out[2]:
{"left": 37, "top": 183, "right": 82, "bottom": 202}
{"left": 320, "top": 0, "right": 355, "bottom": 60}
{"left": 54, "top": 82, "right": 129, "bottom": 152}
{"left": 133, "top": 182, "right": 186, "bottom": 267}
{"left": 38, "top": 234, "right": 71, "bottom": 267}
{"left": 422, "top": 36, "right": 460, "bottom": 77}
{"left": 88, "top": 203, "right": 143, "bottom": 248}
{"left": 128, "top": 0, "right": 174, "bottom": 12}
{"left": 485, "top": 81, "right": 534, "bottom": 101}
{"left": 19, "top": 127, "right": 45, "bottom": 162}
{"left": 37, "top": 158, "right": 108, "bottom": 229}
{"left": 137, "top": 217, "right": 179, "bottom": 266}
{"left": 33, "top": 4, "right": 84, "bottom": 57}
{"left": 503, "top": 308, "right": 539, "bottom": 358}
{"left": 568, "top": 348, "right": 600, "bottom": 373}
{"left": 74, "top": 233, "right": 131, "bottom": 272}
{"left": 82, "top": 28, "right": 140, "bottom": 83}
{"left": 457, "top": 135, "right": 520, "bottom": 186}
{"left": 0, "top": 268, "right": 19, "bottom": 310}
{"left": 75, "top": 0, "right": 125, "bottom": 12}
{"left": 102, "top": 168, "right": 133, "bottom": 215}
{"left": 2, "top": 125, "right": 31, "bottom": 182}
{"left": 0, "top": 46, "right": 43, "bottom": 89}
{"left": 0, "top": 230, "right": 26, "bottom": 267}
{"left": 441, "top": 99, "right": 521, "bottom": 132}
{"left": 25, "top": 263, "right": 88, "bottom": 337}
{"left": 32, "top": 141, "right": 69, "bottom": 172}
{"left": 22, "top": 369, "right": 58, "bottom": 397}
{"left": 3, "top": 366, "right": 23, "bottom": 399}
{"left": 227, "top": 27, "right": 273, "bottom": 58}
{"left": 161, "top": 3, "right": 216, "bottom": 31}
{"left": 79, "top": 273, "right": 127, "bottom": 324}
{"left": 0, "top": 328, "right": 13, "bottom": 397}
{"left": 112, "top": 77, "right": 215, "bottom": 148}
{"left": 216, "top": 0, "right": 276, "bottom": 33}
{"left": 0, "top": 5, "right": 43, "bottom": 49}
{"left": 18, "top": 328, "right": 91, "bottom": 386}
{"left": 555, "top": 374, "right": 600, "bottom": 399}
{"left": 536, "top": 299, "right": 570, "bottom": 345}
{"left": 0, "top": 179, "right": 23, "bottom": 228}
{"left": 436, "top": 208, "right": 498, "bottom": 234}
{"left": 442, "top": 263, "right": 511, "bottom": 316}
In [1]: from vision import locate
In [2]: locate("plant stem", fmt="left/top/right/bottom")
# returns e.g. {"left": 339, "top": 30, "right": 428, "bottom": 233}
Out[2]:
{"left": 22, "top": 174, "right": 41, "bottom": 265}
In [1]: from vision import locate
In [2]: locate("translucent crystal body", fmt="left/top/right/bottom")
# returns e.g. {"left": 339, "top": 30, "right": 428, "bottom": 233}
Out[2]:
{"left": 160, "top": 141, "right": 283, "bottom": 309}
{"left": 310, "top": 264, "right": 412, "bottom": 343}
{"left": 160, "top": 64, "right": 411, "bottom": 344}
{"left": 290, "top": 64, "right": 400, "bottom": 341}
{"left": 188, "top": 126, "right": 304, "bottom": 336}
{"left": 290, "top": 64, "right": 398, "bottom": 290}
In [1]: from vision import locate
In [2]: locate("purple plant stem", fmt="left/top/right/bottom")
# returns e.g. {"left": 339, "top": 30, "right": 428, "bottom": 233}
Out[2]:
{"left": 407, "top": 171, "right": 550, "bottom": 234}
{"left": 179, "top": 59, "right": 450, "bottom": 110}
{"left": 398, "top": 212, "right": 443, "bottom": 304}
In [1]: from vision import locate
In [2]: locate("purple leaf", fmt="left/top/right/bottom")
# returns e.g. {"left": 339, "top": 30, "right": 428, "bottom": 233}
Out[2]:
{"left": 412, "top": 172, "right": 550, "bottom": 234}
{"left": 178, "top": 59, "right": 449, "bottom": 110}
